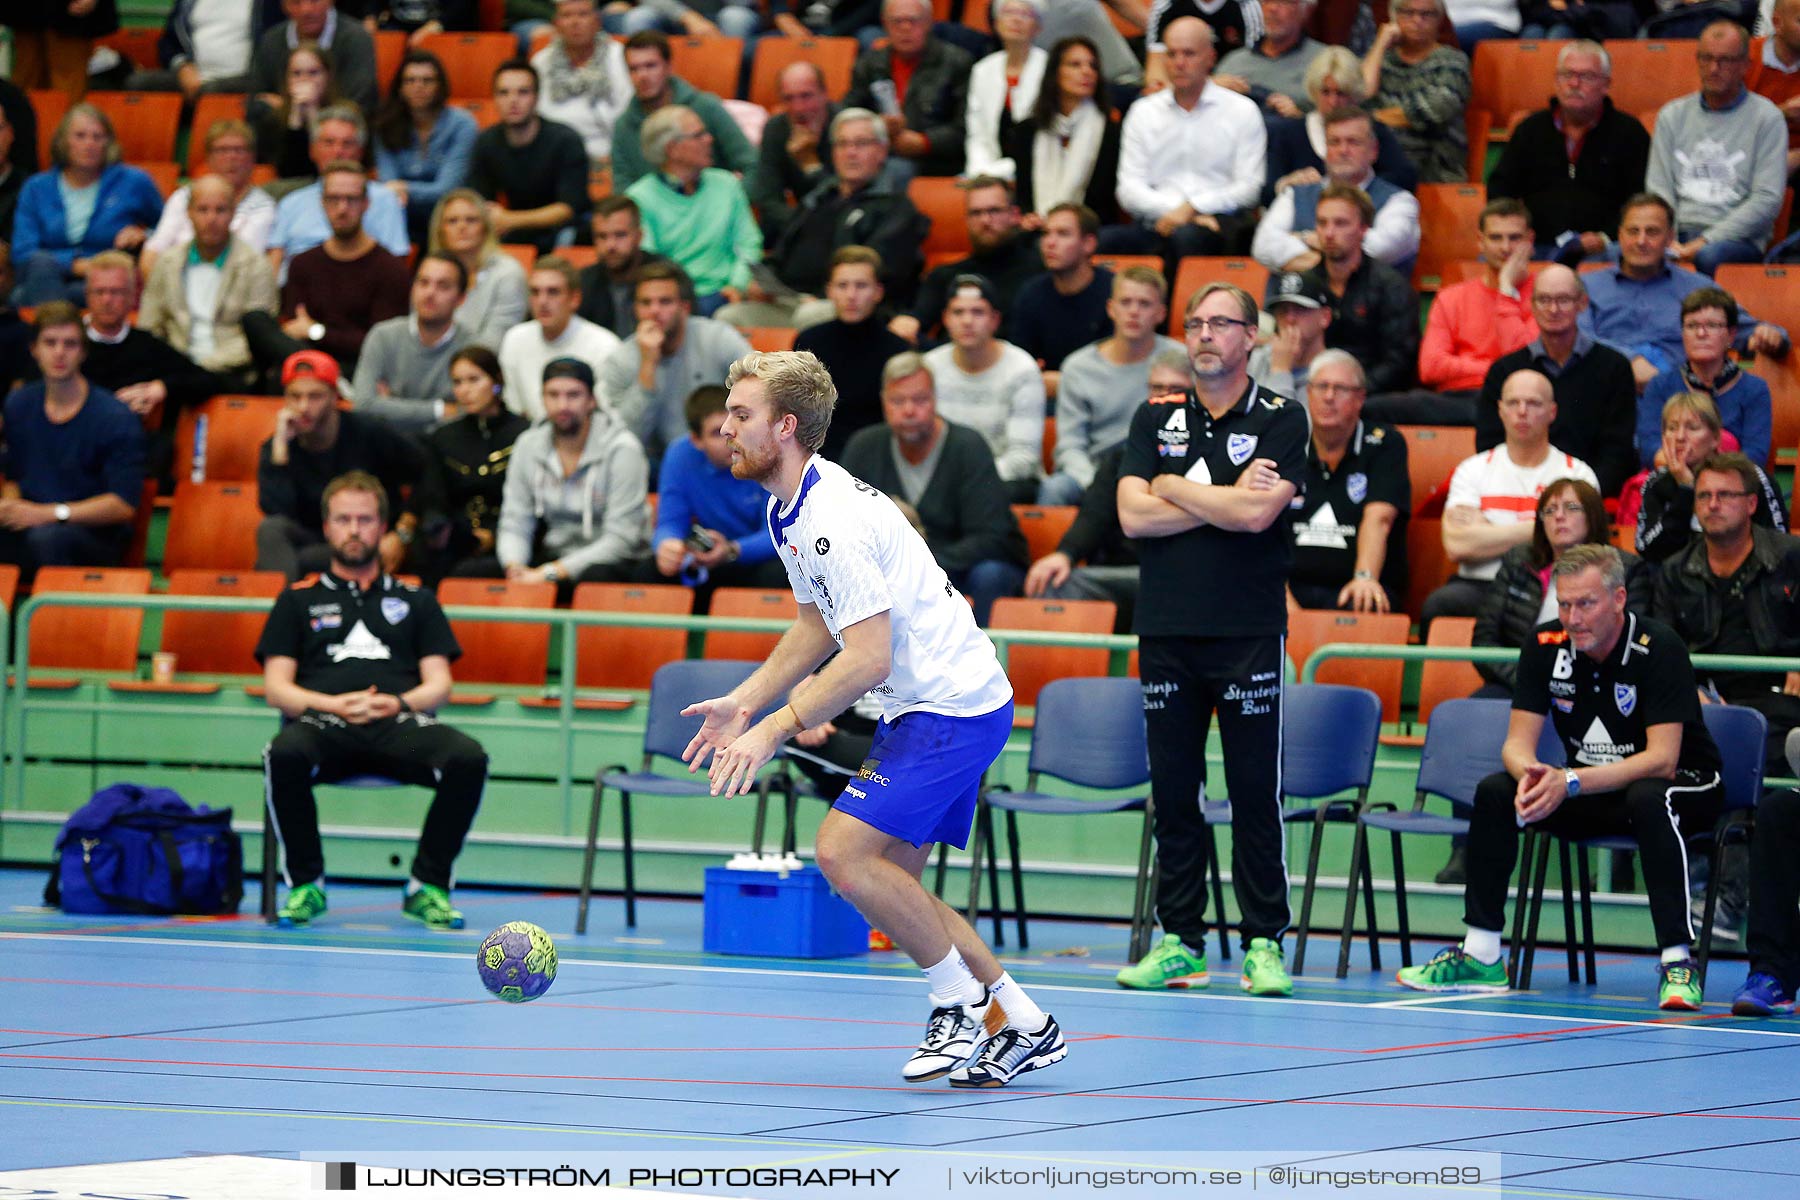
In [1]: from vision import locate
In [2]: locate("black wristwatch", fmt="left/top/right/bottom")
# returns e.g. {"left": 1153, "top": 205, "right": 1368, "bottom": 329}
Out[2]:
{"left": 396, "top": 695, "right": 413, "bottom": 714}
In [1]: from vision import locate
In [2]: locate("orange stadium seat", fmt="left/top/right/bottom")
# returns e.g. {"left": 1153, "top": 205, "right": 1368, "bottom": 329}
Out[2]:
{"left": 162, "top": 482, "right": 261, "bottom": 572}
{"left": 525, "top": 582, "right": 694, "bottom": 701}
{"left": 453, "top": 98, "right": 501, "bottom": 130}
{"left": 1405, "top": 517, "right": 1449, "bottom": 624}
{"left": 1397, "top": 424, "right": 1475, "bottom": 515}
{"left": 1715, "top": 264, "right": 1800, "bottom": 344}
{"left": 418, "top": 33, "right": 518, "bottom": 100}
{"left": 1469, "top": 39, "right": 1567, "bottom": 141}
{"left": 1011, "top": 505, "right": 1077, "bottom": 563}
{"left": 97, "top": 27, "right": 161, "bottom": 70}
{"left": 28, "top": 90, "right": 71, "bottom": 166}
{"left": 1603, "top": 40, "right": 1696, "bottom": 123}
{"left": 910, "top": 176, "right": 972, "bottom": 258}
{"left": 158, "top": 570, "right": 287, "bottom": 678}
{"left": 1750, "top": 353, "right": 1800, "bottom": 470}
{"left": 0, "top": 564, "right": 18, "bottom": 615}
{"left": 87, "top": 92, "right": 182, "bottom": 162}
{"left": 669, "top": 36, "right": 744, "bottom": 100}
{"left": 1287, "top": 609, "right": 1411, "bottom": 724}
{"left": 706, "top": 588, "right": 795, "bottom": 660}
{"left": 139, "top": 161, "right": 181, "bottom": 198}
{"left": 1167, "top": 257, "right": 1268, "bottom": 335}
{"left": 1414, "top": 183, "right": 1486, "bottom": 292}
{"left": 175, "top": 395, "right": 285, "bottom": 483}
{"left": 1382, "top": 617, "right": 1483, "bottom": 747}
{"left": 749, "top": 37, "right": 858, "bottom": 110}
{"left": 26, "top": 568, "right": 152, "bottom": 679}
{"left": 745, "top": 326, "right": 797, "bottom": 352}
{"left": 989, "top": 597, "right": 1116, "bottom": 716}
{"left": 436, "top": 578, "right": 556, "bottom": 692}
{"left": 187, "top": 93, "right": 250, "bottom": 174}
{"left": 375, "top": 30, "right": 407, "bottom": 93}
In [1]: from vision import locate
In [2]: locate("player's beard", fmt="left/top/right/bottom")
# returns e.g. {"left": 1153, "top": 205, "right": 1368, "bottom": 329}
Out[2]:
{"left": 333, "top": 537, "right": 377, "bottom": 569}
{"left": 730, "top": 439, "right": 778, "bottom": 483}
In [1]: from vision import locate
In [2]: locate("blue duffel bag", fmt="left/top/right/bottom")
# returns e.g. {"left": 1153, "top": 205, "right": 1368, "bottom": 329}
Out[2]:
{"left": 44, "top": 783, "right": 244, "bottom": 915}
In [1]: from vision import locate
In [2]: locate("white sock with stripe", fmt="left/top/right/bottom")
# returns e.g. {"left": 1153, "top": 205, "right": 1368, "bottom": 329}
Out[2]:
{"left": 923, "top": 949, "right": 983, "bottom": 1006}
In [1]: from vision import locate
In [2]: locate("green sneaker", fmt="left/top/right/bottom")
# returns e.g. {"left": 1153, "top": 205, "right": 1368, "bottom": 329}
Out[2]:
{"left": 1659, "top": 959, "right": 1703, "bottom": 1012}
{"left": 276, "top": 881, "right": 327, "bottom": 928}
{"left": 1240, "top": 937, "right": 1294, "bottom": 996}
{"left": 1115, "top": 934, "right": 1210, "bottom": 989}
{"left": 1396, "top": 945, "right": 1509, "bottom": 993}
{"left": 402, "top": 884, "right": 465, "bottom": 930}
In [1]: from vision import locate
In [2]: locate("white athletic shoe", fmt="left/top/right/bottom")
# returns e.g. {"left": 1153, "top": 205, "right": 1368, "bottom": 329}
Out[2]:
{"left": 948, "top": 1014, "right": 1067, "bottom": 1088}
{"left": 903, "top": 991, "right": 992, "bottom": 1082}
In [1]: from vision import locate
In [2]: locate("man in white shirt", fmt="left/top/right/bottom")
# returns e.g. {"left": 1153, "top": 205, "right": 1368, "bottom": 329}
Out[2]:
{"left": 1424, "top": 369, "right": 1599, "bottom": 625}
{"left": 1251, "top": 107, "right": 1420, "bottom": 275}
{"left": 1111, "top": 17, "right": 1266, "bottom": 266}
{"left": 142, "top": 119, "right": 277, "bottom": 277}
{"left": 921, "top": 274, "right": 1047, "bottom": 503}
{"left": 499, "top": 257, "right": 623, "bottom": 424}
{"left": 132, "top": 0, "right": 262, "bottom": 98}
{"left": 685, "top": 349, "right": 1064, "bottom": 1090}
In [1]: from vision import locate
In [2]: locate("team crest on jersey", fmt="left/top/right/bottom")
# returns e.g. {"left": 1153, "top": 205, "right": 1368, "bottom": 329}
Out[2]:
{"left": 1227, "top": 433, "right": 1258, "bottom": 465}
{"left": 381, "top": 597, "right": 410, "bottom": 624}
{"left": 1346, "top": 472, "right": 1368, "bottom": 504}
{"left": 1615, "top": 684, "right": 1637, "bottom": 716}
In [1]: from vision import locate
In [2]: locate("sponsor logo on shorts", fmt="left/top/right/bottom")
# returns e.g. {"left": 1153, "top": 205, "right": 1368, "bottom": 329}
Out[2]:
{"left": 842, "top": 784, "right": 868, "bottom": 800}
{"left": 857, "top": 759, "right": 892, "bottom": 786}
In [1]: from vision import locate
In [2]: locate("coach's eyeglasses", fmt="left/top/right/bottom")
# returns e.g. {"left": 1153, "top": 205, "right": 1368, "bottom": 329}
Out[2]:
{"left": 1184, "top": 315, "right": 1254, "bottom": 337}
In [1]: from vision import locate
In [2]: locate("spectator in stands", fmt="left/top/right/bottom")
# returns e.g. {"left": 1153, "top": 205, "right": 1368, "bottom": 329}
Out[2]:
{"left": 841, "top": 351, "right": 1031, "bottom": 623}
{"left": 641, "top": 384, "right": 790, "bottom": 604}
{"left": 1647, "top": 21, "right": 1788, "bottom": 275}
{"left": 427, "top": 188, "right": 529, "bottom": 349}
{"left": 1486, "top": 41, "right": 1651, "bottom": 263}
{"left": 498, "top": 256, "right": 622, "bottom": 423}
{"left": 576, "top": 195, "right": 670, "bottom": 337}
{"left": 1043, "top": 266, "right": 1181, "bottom": 506}
{"left": 251, "top": 0, "right": 380, "bottom": 115}
{"left": 1748, "top": 0, "right": 1800, "bottom": 177}
{"left": 1425, "top": 369, "right": 1598, "bottom": 624}
{"left": 1288, "top": 350, "right": 1409, "bottom": 613}
{"left": 1653, "top": 451, "right": 1800, "bottom": 779}
{"left": 138, "top": 0, "right": 278, "bottom": 98}
{"left": 138, "top": 175, "right": 280, "bottom": 392}
{"left": 257, "top": 469, "right": 488, "bottom": 933}
{"left": 256, "top": 350, "right": 421, "bottom": 580}
{"left": 401, "top": 345, "right": 531, "bottom": 584}
{"left": 1637, "top": 391, "right": 1786, "bottom": 563}
{"left": 7, "top": 1, "right": 117, "bottom": 99}
{"left": 1419, "top": 198, "right": 1539, "bottom": 395}
{"left": 923, "top": 274, "right": 1047, "bottom": 504}
{"left": 1034, "top": 0, "right": 1143, "bottom": 88}
{"left": 0, "top": 244, "right": 29, "bottom": 395}
{"left": 1361, "top": 0, "right": 1471, "bottom": 184}
{"left": 481, "top": 358, "right": 649, "bottom": 595}
{"left": 795, "top": 247, "right": 913, "bottom": 459}
{"left": 1252, "top": 106, "right": 1421, "bottom": 274}
{"left": 1517, "top": 0, "right": 1636, "bottom": 39}
{"left": 965, "top": 0, "right": 1048, "bottom": 181}
{"left": 1478, "top": 264, "right": 1637, "bottom": 497}
{"left": 610, "top": 31, "right": 755, "bottom": 192}
{"left": 1581, "top": 193, "right": 1788, "bottom": 391}
{"left": 749, "top": 64, "right": 839, "bottom": 246}
{"left": 893, "top": 176, "right": 1041, "bottom": 344}
{"left": 530, "top": 0, "right": 632, "bottom": 167}
{"left": 0, "top": 302, "right": 144, "bottom": 578}
{"left": 467, "top": 60, "right": 592, "bottom": 254}
{"left": 348, "top": 0, "right": 476, "bottom": 39}
{"left": 1113, "top": 17, "right": 1266, "bottom": 267}
{"left": 1264, "top": 46, "right": 1420, "bottom": 205}
{"left": 373, "top": 50, "right": 477, "bottom": 245}
{"left": 1006, "top": 35, "right": 1122, "bottom": 227}
{"left": 1473, "top": 478, "right": 1650, "bottom": 699}
{"left": 1305, "top": 184, "right": 1420, "bottom": 398}
{"left": 1247, "top": 271, "right": 1330, "bottom": 398}
{"left": 142, "top": 119, "right": 277, "bottom": 277}
{"left": 352, "top": 253, "right": 473, "bottom": 434}
{"left": 1639, "top": 287, "right": 1774, "bottom": 468}
{"left": 1006, "top": 203, "right": 1113, "bottom": 396}
{"left": 1442, "top": 0, "right": 1520, "bottom": 52}
{"left": 626, "top": 105, "right": 762, "bottom": 314}
{"left": 10, "top": 105, "right": 163, "bottom": 307}
{"left": 0, "top": 91, "right": 31, "bottom": 241}
{"left": 267, "top": 108, "right": 411, "bottom": 274}
{"left": 1213, "top": 0, "right": 1325, "bottom": 117}
{"left": 1144, "top": 0, "right": 1264, "bottom": 91}
{"left": 600, "top": 0, "right": 762, "bottom": 38}
{"left": 600, "top": 262, "right": 752, "bottom": 465}
{"left": 255, "top": 42, "right": 350, "bottom": 180}
{"left": 249, "top": 162, "right": 412, "bottom": 382}
{"left": 506, "top": 0, "right": 556, "bottom": 51}
{"left": 843, "top": 0, "right": 975, "bottom": 180}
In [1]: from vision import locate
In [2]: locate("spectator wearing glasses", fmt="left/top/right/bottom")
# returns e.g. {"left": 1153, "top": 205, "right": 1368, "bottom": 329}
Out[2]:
{"left": 1637, "top": 287, "right": 1774, "bottom": 469}
{"left": 1361, "top": 0, "right": 1471, "bottom": 184}
{"left": 1635, "top": 391, "right": 1786, "bottom": 564}
{"left": 141, "top": 119, "right": 278, "bottom": 278}
{"left": 624, "top": 105, "right": 762, "bottom": 316}
{"left": 891, "top": 176, "right": 1039, "bottom": 346}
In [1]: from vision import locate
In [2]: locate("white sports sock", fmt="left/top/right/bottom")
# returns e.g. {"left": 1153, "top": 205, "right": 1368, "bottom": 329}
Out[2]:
{"left": 923, "top": 949, "right": 983, "bottom": 1006}
{"left": 1462, "top": 926, "right": 1503, "bottom": 965}
{"left": 1661, "top": 945, "right": 1692, "bottom": 965}
{"left": 988, "top": 972, "right": 1048, "bottom": 1032}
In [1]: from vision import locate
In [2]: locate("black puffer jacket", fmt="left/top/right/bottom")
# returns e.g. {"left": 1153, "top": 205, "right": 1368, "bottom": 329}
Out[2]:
{"left": 1473, "top": 543, "right": 1654, "bottom": 691}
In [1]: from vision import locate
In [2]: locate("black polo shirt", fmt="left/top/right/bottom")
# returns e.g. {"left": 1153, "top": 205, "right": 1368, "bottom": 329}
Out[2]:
{"left": 1291, "top": 419, "right": 1410, "bottom": 600}
{"left": 1120, "top": 379, "right": 1308, "bottom": 638}
{"left": 255, "top": 570, "right": 461, "bottom": 697}
{"left": 1514, "top": 610, "right": 1720, "bottom": 777}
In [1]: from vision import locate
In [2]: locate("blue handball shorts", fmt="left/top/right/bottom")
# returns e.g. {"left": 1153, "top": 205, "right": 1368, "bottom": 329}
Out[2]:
{"left": 830, "top": 701, "right": 1016, "bottom": 849}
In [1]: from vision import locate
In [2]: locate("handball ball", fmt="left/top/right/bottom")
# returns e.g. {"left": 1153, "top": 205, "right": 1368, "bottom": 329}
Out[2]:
{"left": 477, "top": 921, "right": 558, "bottom": 1002}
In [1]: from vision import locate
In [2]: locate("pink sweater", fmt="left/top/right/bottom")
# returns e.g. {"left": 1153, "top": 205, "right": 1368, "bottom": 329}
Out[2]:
{"left": 1418, "top": 276, "right": 1539, "bottom": 392}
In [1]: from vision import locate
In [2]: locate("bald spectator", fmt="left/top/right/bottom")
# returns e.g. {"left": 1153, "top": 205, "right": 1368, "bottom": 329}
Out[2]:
{"left": 1213, "top": 0, "right": 1326, "bottom": 117}
{"left": 1144, "top": 0, "right": 1266, "bottom": 91}
{"left": 611, "top": 31, "right": 755, "bottom": 193}
{"left": 1647, "top": 21, "right": 1788, "bottom": 275}
{"left": 1749, "top": 0, "right": 1800, "bottom": 177}
{"left": 249, "top": 0, "right": 380, "bottom": 115}
{"left": 748, "top": 63, "right": 839, "bottom": 245}
{"left": 844, "top": 0, "right": 974, "bottom": 180}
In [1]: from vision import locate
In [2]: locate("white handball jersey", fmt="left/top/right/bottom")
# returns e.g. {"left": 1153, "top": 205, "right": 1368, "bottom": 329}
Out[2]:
{"left": 767, "top": 456, "right": 1014, "bottom": 723}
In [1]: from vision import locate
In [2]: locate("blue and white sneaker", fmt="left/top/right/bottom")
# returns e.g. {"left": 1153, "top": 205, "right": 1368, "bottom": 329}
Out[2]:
{"left": 948, "top": 1014, "right": 1066, "bottom": 1088}
{"left": 904, "top": 992, "right": 991, "bottom": 1082}
{"left": 1731, "top": 972, "right": 1796, "bottom": 1016}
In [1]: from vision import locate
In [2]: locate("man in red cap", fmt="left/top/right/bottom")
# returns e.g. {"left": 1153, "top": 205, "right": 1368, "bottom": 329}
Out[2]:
{"left": 254, "top": 350, "right": 421, "bottom": 580}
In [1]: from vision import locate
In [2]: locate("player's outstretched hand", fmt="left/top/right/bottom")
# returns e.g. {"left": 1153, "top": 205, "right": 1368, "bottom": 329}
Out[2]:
{"left": 706, "top": 723, "right": 782, "bottom": 798}
{"left": 680, "top": 695, "right": 752, "bottom": 771}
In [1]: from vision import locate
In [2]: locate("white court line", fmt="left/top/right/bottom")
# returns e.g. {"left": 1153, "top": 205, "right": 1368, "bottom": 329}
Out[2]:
{"left": 5, "top": 930, "right": 1797, "bottom": 1041}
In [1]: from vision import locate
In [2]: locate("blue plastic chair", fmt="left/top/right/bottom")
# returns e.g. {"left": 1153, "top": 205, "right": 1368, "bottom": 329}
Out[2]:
{"left": 578, "top": 658, "right": 767, "bottom": 933}
{"left": 1512, "top": 703, "right": 1766, "bottom": 991}
{"left": 966, "top": 677, "right": 1157, "bottom": 961}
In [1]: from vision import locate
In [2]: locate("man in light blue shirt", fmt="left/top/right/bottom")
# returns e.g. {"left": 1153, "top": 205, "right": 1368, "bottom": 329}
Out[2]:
{"left": 267, "top": 105, "right": 409, "bottom": 282}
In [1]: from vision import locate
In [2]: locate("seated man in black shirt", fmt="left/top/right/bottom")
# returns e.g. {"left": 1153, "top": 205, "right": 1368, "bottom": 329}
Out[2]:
{"left": 257, "top": 469, "right": 489, "bottom": 931}
{"left": 1399, "top": 544, "right": 1724, "bottom": 1012}
{"left": 794, "top": 246, "right": 910, "bottom": 460}
{"left": 468, "top": 60, "right": 591, "bottom": 254}
{"left": 892, "top": 176, "right": 1042, "bottom": 346}
{"left": 575, "top": 196, "right": 669, "bottom": 339}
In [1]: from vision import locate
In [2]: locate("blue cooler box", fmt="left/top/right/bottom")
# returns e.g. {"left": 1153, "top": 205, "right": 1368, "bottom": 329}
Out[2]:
{"left": 703, "top": 864, "right": 869, "bottom": 958}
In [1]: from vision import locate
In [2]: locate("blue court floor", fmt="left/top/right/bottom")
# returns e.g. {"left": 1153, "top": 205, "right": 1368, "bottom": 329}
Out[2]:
{"left": 1, "top": 867, "right": 1797, "bottom": 1199}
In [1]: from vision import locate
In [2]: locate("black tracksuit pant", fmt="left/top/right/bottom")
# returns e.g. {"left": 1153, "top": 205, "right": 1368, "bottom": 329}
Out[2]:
{"left": 1748, "top": 788, "right": 1800, "bottom": 990}
{"left": 1140, "top": 635, "right": 1289, "bottom": 950}
{"left": 264, "top": 710, "right": 488, "bottom": 890}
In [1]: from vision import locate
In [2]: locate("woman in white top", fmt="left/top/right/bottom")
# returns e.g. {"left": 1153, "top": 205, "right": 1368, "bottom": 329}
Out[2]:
{"left": 1006, "top": 35, "right": 1121, "bottom": 227}
{"left": 964, "top": 0, "right": 1049, "bottom": 181}
{"left": 428, "top": 188, "right": 529, "bottom": 351}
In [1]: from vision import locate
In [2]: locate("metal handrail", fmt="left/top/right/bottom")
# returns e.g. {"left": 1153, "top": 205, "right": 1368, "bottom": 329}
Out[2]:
{"left": 1297, "top": 641, "right": 1800, "bottom": 683}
